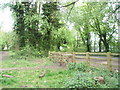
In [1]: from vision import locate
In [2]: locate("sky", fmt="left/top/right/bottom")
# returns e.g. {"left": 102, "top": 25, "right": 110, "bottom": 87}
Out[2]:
{"left": 0, "top": 7, "right": 14, "bottom": 32}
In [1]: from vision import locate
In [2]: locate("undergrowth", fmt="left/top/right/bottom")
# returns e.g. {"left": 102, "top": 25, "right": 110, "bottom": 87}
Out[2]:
{"left": 64, "top": 62, "right": 119, "bottom": 88}
{"left": 10, "top": 45, "right": 42, "bottom": 60}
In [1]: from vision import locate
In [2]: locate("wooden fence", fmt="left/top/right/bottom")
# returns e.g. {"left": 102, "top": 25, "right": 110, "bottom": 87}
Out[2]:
{"left": 49, "top": 51, "right": 119, "bottom": 71}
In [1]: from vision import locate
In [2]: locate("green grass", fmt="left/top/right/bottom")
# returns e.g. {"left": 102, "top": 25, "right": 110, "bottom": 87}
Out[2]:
{"left": 1, "top": 69, "right": 74, "bottom": 88}
{"left": 1, "top": 56, "right": 73, "bottom": 88}
{"left": 1, "top": 59, "right": 39, "bottom": 68}
{"left": 1, "top": 57, "right": 54, "bottom": 68}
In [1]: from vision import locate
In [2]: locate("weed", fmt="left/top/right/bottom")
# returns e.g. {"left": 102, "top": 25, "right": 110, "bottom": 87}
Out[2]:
{"left": 67, "top": 62, "right": 76, "bottom": 70}
{"left": 76, "top": 62, "right": 89, "bottom": 72}
{"left": 63, "top": 67, "right": 119, "bottom": 88}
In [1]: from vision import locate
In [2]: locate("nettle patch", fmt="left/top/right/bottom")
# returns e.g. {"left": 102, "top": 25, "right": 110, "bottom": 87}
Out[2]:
{"left": 64, "top": 62, "right": 119, "bottom": 88}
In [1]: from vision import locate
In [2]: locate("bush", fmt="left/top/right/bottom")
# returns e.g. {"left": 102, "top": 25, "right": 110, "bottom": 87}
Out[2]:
{"left": 64, "top": 72, "right": 96, "bottom": 88}
{"left": 67, "top": 63, "right": 76, "bottom": 70}
{"left": 63, "top": 67, "right": 119, "bottom": 88}
{"left": 10, "top": 45, "right": 41, "bottom": 60}
{"left": 67, "top": 62, "right": 89, "bottom": 72}
{"left": 76, "top": 62, "right": 89, "bottom": 72}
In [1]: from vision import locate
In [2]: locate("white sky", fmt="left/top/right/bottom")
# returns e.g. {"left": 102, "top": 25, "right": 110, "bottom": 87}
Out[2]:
{"left": 0, "top": 7, "right": 14, "bottom": 32}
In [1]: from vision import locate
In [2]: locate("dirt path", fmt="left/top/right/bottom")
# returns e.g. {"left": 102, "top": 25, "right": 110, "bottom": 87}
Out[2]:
{"left": 0, "top": 65, "right": 66, "bottom": 71}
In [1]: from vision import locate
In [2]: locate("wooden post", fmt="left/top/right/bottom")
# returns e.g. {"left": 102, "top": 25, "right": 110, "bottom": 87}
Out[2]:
{"left": 86, "top": 52, "right": 90, "bottom": 65}
{"left": 60, "top": 52, "right": 63, "bottom": 66}
{"left": 61, "top": 52, "right": 62, "bottom": 62}
{"left": 72, "top": 52, "right": 75, "bottom": 63}
{"left": 107, "top": 52, "right": 112, "bottom": 71}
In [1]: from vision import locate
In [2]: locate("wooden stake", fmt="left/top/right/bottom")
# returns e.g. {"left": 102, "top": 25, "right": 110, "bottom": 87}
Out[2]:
{"left": 60, "top": 52, "right": 63, "bottom": 66}
{"left": 86, "top": 52, "right": 90, "bottom": 65}
{"left": 107, "top": 52, "right": 112, "bottom": 71}
{"left": 72, "top": 52, "right": 75, "bottom": 63}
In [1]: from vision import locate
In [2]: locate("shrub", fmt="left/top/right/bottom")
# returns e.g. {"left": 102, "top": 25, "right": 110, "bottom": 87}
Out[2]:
{"left": 67, "top": 63, "right": 76, "bottom": 70}
{"left": 76, "top": 62, "right": 89, "bottom": 72}
{"left": 10, "top": 45, "right": 41, "bottom": 60}
{"left": 63, "top": 67, "right": 119, "bottom": 88}
{"left": 64, "top": 72, "right": 96, "bottom": 88}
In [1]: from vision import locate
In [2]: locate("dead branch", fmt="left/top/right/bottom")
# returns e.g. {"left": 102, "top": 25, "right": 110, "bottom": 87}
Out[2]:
{"left": 39, "top": 70, "right": 46, "bottom": 78}
{"left": 67, "top": 3, "right": 75, "bottom": 20}
{"left": 61, "top": 0, "right": 79, "bottom": 7}
{"left": 2, "top": 75, "right": 14, "bottom": 78}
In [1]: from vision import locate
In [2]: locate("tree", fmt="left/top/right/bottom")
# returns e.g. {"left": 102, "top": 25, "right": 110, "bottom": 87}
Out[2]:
{"left": 68, "top": 3, "right": 92, "bottom": 52}
{"left": 11, "top": 2, "right": 42, "bottom": 49}
{"left": 41, "top": 2, "right": 62, "bottom": 53}
{"left": 88, "top": 2, "right": 118, "bottom": 52}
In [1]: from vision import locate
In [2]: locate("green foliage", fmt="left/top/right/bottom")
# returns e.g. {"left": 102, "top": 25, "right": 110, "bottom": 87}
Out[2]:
{"left": 42, "top": 2, "right": 61, "bottom": 28}
{"left": 11, "top": 45, "right": 41, "bottom": 59}
{"left": 1, "top": 1, "right": 118, "bottom": 55}
{"left": 68, "top": 2, "right": 118, "bottom": 52}
{"left": 67, "top": 62, "right": 89, "bottom": 72}
{"left": 64, "top": 67, "right": 119, "bottom": 88}
{"left": 0, "top": 30, "right": 18, "bottom": 50}
{"left": 52, "top": 27, "right": 75, "bottom": 52}
{"left": 67, "top": 62, "right": 76, "bottom": 70}
{"left": 64, "top": 72, "right": 95, "bottom": 88}
{"left": 76, "top": 62, "right": 89, "bottom": 72}
{"left": 41, "top": 2, "right": 62, "bottom": 53}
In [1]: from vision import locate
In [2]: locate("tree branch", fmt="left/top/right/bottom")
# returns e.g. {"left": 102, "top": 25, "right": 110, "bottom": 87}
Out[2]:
{"left": 67, "top": 3, "right": 75, "bottom": 20}
{"left": 108, "top": 29, "right": 117, "bottom": 42}
{"left": 113, "top": 5, "right": 120, "bottom": 13}
{"left": 89, "top": 23, "right": 97, "bottom": 31}
{"left": 61, "top": 0, "right": 79, "bottom": 7}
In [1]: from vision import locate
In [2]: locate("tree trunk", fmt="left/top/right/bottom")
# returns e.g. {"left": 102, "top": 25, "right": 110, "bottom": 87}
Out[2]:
{"left": 99, "top": 39, "right": 102, "bottom": 52}
{"left": 103, "top": 41, "right": 109, "bottom": 52}
{"left": 86, "top": 36, "right": 91, "bottom": 52}
{"left": 102, "top": 34, "right": 109, "bottom": 52}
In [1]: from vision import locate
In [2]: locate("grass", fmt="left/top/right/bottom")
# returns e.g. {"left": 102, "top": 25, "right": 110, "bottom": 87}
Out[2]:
{"left": 1, "top": 57, "right": 54, "bottom": 68}
{"left": 1, "top": 69, "right": 74, "bottom": 88}
{"left": 1, "top": 65, "right": 119, "bottom": 88}
{"left": 1, "top": 54, "right": 72, "bottom": 88}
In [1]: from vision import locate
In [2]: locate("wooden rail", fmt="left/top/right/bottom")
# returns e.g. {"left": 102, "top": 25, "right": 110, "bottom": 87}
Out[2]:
{"left": 49, "top": 51, "right": 119, "bottom": 71}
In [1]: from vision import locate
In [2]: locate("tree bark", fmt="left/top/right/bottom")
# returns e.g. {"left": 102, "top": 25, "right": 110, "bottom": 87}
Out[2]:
{"left": 99, "top": 39, "right": 102, "bottom": 52}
